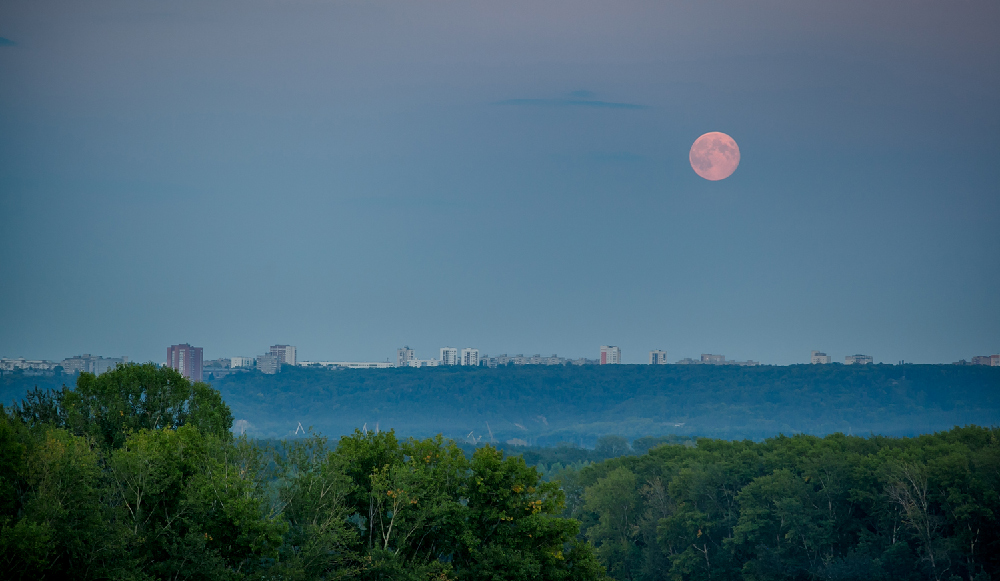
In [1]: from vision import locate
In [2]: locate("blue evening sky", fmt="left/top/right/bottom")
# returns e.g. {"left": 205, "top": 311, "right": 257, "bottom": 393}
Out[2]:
{"left": 1, "top": 0, "right": 997, "bottom": 364}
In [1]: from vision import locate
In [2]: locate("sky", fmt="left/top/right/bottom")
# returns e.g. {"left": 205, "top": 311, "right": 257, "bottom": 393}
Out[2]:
{"left": 1, "top": 0, "right": 998, "bottom": 365}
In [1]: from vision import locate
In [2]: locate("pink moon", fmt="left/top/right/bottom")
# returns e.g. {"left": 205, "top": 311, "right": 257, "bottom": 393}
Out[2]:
{"left": 689, "top": 132, "right": 740, "bottom": 181}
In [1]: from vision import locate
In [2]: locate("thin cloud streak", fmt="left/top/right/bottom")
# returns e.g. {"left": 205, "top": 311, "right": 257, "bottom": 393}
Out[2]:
{"left": 494, "top": 98, "right": 647, "bottom": 110}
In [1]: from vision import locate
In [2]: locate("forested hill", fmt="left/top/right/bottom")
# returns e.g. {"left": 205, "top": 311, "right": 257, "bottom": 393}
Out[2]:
{"left": 202, "top": 364, "right": 999, "bottom": 442}
{"left": 4, "top": 363, "right": 997, "bottom": 443}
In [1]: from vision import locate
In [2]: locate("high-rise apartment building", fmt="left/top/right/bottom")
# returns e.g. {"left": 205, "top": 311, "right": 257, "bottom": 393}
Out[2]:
{"left": 270, "top": 345, "right": 296, "bottom": 366}
{"left": 397, "top": 347, "right": 416, "bottom": 367}
{"left": 811, "top": 351, "right": 832, "bottom": 364}
{"left": 600, "top": 345, "right": 621, "bottom": 365}
{"left": 461, "top": 348, "right": 479, "bottom": 366}
{"left": 440, "top": 347, "right": 458, "bottom": 366}
{"left": 649, "top": 350, "right": 668, "bottom": 364}
{"left": 256, "top": 353, "right": 281, "bottom": 374}
{"left": 167, "top": 344, "right": 203, "bottom": 382}
{"left": 845, "top": 354, "right": 873, "bottom": 365}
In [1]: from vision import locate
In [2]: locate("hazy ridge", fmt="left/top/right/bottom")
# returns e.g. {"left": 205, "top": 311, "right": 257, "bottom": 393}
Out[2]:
{"left": 207, "top": 364, "right": 1000, "bottom": 443}
{"left": 5, "top": 364, "right": 996, "bottom": 444}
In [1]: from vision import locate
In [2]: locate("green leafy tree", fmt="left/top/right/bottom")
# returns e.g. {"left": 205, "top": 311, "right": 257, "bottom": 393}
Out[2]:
{"left": 274, "top": 434, "right": 359, "bottom": 580}
{"left": 459, "top": 445, "right": 606, "bottom": 581}
{"left": 0, "top": 415, "right": 119, "bottom": 580}
{"left": 582, "top": 467, "right": 642, "bottom": 580}
{"left": 15, "top": 363, "right": 233, "bottom": 450}
{"left": 108, "top": 425, "right": 286, "bottom": 580}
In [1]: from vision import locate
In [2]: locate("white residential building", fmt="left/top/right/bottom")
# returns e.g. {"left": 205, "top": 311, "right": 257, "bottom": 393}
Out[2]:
{"left": 600, "top": 345, "right": 621, "bottom": 365}
{"left": 461, "top": 348, "right": 479, "bottom": 366}
{"left": 406, "top": 359, "right": 441, "bottom": 368}
{"left": 845, "top": 354, "right": 873, "bottom": 365}
{"left": 231, "top": 356, "right": 255, "bottom": 368}
{"left": 0, "top": 357, "right": 59, "bottom": 372}
{"left": 299, "top": 361, "right": 395, "bottom": 369}
{"left": 440, "top": 347, "right": 458, "bottom": 366}
{"left": 649, "top": 350, "right": 668, "bottom": 364}
{"left": 270, "top": 345, "right": 296, "bottom": 366}
{"left": 397, "top": 347, "right": 416, "bottom": 367}
{"left": 811, "top": 351, "right": 832, "bottom": 364}
{"left": 63, "top": 354, "right": 129, "bottom": 375}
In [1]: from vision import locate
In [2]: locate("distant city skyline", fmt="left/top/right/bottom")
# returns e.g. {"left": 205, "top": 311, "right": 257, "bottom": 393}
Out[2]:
{"left": 6, "top": 342, "right": 999, "bottom": 372}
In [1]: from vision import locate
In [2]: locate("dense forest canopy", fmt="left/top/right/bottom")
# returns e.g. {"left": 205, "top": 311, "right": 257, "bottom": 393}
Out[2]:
{"left": 139, "top": 364, "right": 1000, "bottom": 443}
{"left": 2, "top": 363, "right": 998, "bottom": 580}
{"left": 216, "top": 364, "right": 999, "bottom": 442}
{"left": 0, "top": 364, "right": 606, "bottom": 580}
{"left": 562, "top": 427, "right": 1000, "bottom": 581}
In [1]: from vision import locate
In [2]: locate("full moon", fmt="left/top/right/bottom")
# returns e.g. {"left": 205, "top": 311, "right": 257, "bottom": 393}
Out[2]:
{"left": 689, "top": 132, "right": 740, "bottom": 181}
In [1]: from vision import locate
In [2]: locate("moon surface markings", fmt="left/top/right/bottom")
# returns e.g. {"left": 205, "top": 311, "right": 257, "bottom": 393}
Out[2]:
{"left": 690, "top": 132, "right": 740, "bottom": 181}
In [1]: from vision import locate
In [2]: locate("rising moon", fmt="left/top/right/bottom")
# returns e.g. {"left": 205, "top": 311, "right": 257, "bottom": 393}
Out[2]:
{"left": 689, "top": 132, "right": 740, "bottom": 181}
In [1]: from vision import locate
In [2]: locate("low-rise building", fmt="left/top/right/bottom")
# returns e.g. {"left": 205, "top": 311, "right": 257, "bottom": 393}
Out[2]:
{"left": 845, "top": 354, "right": 873, "bottom": 365}
{"left": 970, "top": 355, "right": 1000, "bottom": 366}
{"left": 338, "top": 361, "right": 394, "bottom": 369}
{"left": 231, "top": 356, "right": 255, "bottom": 368}
{"left": 0, "top": 357, "right": 60, "bottom": 373}
{"left": 449, "top": 352, "right": 588, "bottom": 367}
{"left": 675, "top": 355, "right": 759, "bottom": 366}
{"left": 62, "top": 354, "right": 129, "bottom": 375}
{"left": 405, "top": 359, "right": 441, "bottom": 368}
{"left": 811, "top": 351, "right": 832, "bottom": 364}
{"left": 203, "top": 358, "right": 238, "bottom": 380}
{"left": 301, "top": 361, "right": 396, "bottom": 369}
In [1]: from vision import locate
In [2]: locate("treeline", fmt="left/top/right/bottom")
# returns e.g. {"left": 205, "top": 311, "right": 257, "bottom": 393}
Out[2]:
{"left": 5, "top": 364, "right": 999, "bottom": 444}
{"left": 4, "top": 364, "right": 999, "bottom": 580}
{"left": 0, "top": 364, "right": 606, "bottom": 580}
{"left": 560, "top": 427, "right": 1000, "bottom": 581}
{"left": 207, "top": 364, "right": 1000, "bottom": 442}
{"left": 456, "top": 435, "right": 697, "bottom": 481}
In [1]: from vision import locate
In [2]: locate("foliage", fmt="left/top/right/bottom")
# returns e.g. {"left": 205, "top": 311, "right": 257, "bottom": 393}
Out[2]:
{"left": 12, "top": 362, "right": 233, "bottom": 449}
{"left": 5, "top": 361, "right": 999, "bottom": 580}
{"left": 272, "top": 430, "right": 608, "bottom": 580}
{"left": 0, "top": 364, "right": 279, "bottom": 580}
{"left": 199, "top": 364, "right": 1000, "bottom": 441}
{"left": 565, "top": 427, "right": 1000, "bottom": 581}
{"left": 0, "top": 364, "right": 608, "bottom": 581}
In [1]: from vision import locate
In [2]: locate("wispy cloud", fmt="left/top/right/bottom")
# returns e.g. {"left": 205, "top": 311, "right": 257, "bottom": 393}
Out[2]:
{"left": 0, "top": 38, "right": 16, "bottom": 47}
{"left": 494, "top": 98, "right": 646, "bottom": 110}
